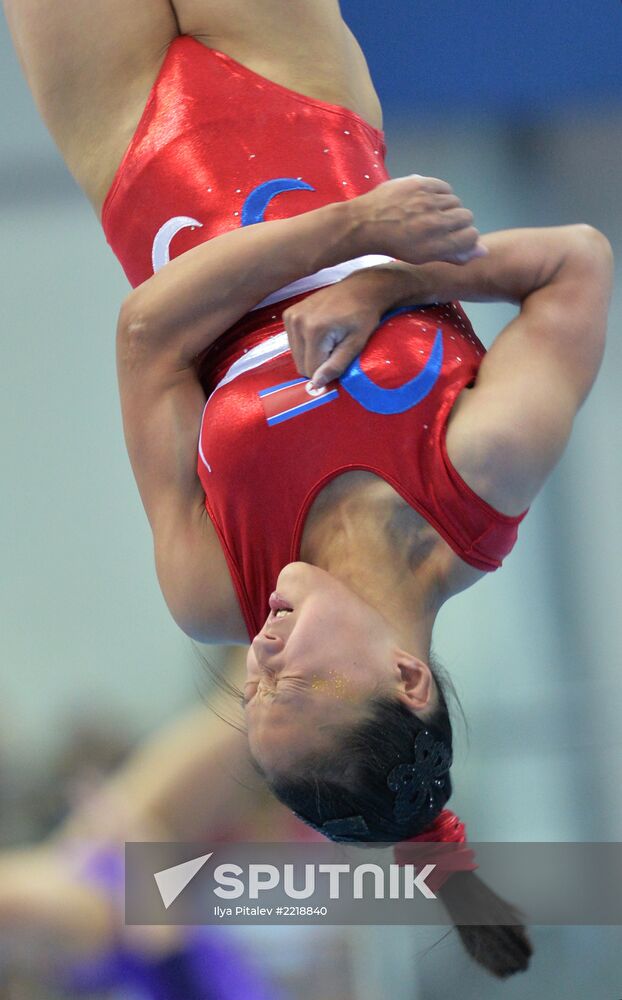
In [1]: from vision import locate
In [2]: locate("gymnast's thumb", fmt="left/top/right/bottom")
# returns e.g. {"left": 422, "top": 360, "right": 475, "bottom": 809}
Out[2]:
{"left": 311, "top": 332, "right": 370, "bottom": 389}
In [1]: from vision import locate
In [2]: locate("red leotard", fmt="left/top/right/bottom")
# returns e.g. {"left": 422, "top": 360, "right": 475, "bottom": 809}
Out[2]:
{"left": 102, "top": 37, "right": 528, "bottom": 642}
{"left": 103, "top": 36, "right": 390, "bottom": 287}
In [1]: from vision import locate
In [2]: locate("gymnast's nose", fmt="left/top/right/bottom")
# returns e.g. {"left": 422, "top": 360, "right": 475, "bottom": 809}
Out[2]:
{"left": 252, "top": 631, "right": 285, "bottom": 659}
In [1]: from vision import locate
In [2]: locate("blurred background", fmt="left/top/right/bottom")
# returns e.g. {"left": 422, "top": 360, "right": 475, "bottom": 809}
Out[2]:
{"left": 1, "top": 0, "right": 621, "bottom": 996}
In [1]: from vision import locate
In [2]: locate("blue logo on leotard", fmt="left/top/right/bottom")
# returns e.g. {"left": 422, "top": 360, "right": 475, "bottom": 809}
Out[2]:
{"left": 242, "top": 178, "right": 315, "bottom": 226}
{"left": 258, "top": 306, "right": 444, "bottom": 422}
{"left": 340, "top": 324, "right": 443, "bottom": 415}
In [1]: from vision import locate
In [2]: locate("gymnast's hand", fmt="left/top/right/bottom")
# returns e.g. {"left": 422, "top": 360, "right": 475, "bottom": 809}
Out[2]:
{"left": 355, "top": 174, "right": 488, "bottom": 265}
{"left": 284, "top": 268, "right": 399, "bottom": 388}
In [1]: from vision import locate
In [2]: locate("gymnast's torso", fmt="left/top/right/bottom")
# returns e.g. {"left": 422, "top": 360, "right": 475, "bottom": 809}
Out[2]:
{"left": 96, "top": 35, "right": 526, "bottom": 642}
{"left": 89, "top": 32, "right": 383, "bottom": 219}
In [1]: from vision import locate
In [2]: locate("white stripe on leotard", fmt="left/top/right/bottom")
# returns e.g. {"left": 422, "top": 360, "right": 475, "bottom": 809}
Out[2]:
{"left": 207, "top": 333, "right": 291, "bottom": 402}
{"left": 250, "top": 254, "right": 395, "bottom": 311}
{"left": 198, "top": 333, "right": 290, "bottom": 472}
{"left": 208, "top": 255, "right": 397, "bottom": 398}
{"left": 198, "top": 255, "right": 398, "bottom": 468}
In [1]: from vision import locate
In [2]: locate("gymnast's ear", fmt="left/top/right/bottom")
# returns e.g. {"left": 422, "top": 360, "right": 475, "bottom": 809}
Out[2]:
{"left": 394, "top": 655, "right": 436, "bottom": 715}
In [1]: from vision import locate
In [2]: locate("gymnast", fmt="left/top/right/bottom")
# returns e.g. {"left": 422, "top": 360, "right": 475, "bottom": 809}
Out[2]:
{"left": 4, "top": 0, "right": 613, "bottom": 979}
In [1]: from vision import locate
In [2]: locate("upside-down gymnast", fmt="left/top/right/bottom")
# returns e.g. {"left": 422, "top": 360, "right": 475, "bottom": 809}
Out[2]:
{"left": 4, "top": 0, "right": 613, "bottom": 979}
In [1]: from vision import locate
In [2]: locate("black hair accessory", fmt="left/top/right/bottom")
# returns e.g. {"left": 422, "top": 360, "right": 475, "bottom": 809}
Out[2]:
{"left": 293, "top": 812, "right": 371, "bottom": 842}
{"left": 387, "top": 728, "right": 452, "bottom": 824}
{"left": 293, "top": 729, "right": 452, "bottom": 842}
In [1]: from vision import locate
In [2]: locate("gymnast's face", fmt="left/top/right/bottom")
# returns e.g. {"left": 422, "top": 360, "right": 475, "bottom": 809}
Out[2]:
{"left": 244, "top": 562, "right": 436, "bottom": 774}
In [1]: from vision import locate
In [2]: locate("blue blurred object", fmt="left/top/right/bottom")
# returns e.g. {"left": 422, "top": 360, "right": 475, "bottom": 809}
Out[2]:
{"left": 57, "top": 847, "right": 287, "bottom": 1000}
{"left": 61, "top": 928, "right": 286, "bottom": 1000}
{"left": 342, "top": 0, "right": 622, "bottom": 116}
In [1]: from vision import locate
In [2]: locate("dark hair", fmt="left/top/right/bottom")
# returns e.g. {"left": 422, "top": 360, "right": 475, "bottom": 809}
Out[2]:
{"left": 253, "top": 652, "right": 533, "bottom": 979}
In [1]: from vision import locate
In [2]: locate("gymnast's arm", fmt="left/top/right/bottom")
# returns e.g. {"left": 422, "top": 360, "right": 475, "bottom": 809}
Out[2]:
{"left": 293, "top": 225, "right": 613, "bottom": 514}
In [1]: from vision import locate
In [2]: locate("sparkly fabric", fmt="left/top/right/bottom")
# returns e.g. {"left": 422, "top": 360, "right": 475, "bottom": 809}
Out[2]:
{"left": 199, "top": 296, "right": 529, "bottom": 641}
{"left": 100, "top": 35, "right": 528, "bottom": 643}
{"left": 102, "top": 35, "right": 387, "bottom": 287}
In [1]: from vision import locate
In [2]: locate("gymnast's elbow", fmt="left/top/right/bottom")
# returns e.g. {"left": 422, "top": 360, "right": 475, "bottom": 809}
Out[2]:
{"left": 566, "top": 224, "right": 614, "bottom": 276}
{"left": 116, "top": 295, "right": 175, "bottom": 373}
{"left": 166, "top": 602, "right": 213, "bottom": 644}
{"left": 117, "top": 294, "right": 214, "bottom": 374}
{"left": 155, "top": 542, "right": 218, "bottom": 644}
{"left": 554, "top": 225, "right": 614, "bottom": 331}
{"left": 117, "top": 296, "right": 151, "bottom": 369}
{"left": 156, "top": 574, "right": 205, "bottom": 642}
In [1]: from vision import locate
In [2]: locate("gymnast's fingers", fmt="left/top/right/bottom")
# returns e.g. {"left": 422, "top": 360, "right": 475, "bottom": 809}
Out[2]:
{"left": 309, "top": 329, "right": 371, "bottom": 388}
{"left": 407, "top": 175, "right": 454, "bottom": 195}
{"left": 441, "top": 207, "right": 476, "bottom": 232}
{"left": 441, "top": 228, "right": 489, "bottom": 263}
{"left": 433, "top": 193, "right": 463, "bottom": 212}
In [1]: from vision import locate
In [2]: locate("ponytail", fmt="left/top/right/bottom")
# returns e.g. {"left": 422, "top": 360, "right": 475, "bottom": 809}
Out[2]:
{"left": 394, "top": 809, "right": 532, "bottom": 978}
{"left": 438, "top": 871, "right": 532, "bottom": 978}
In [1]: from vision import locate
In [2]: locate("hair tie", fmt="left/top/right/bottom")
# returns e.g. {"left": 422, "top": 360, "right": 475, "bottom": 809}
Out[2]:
{"left": 393, "top": 808, "right": 478, "bottom": 892}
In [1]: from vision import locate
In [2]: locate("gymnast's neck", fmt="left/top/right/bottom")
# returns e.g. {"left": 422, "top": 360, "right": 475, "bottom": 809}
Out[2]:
{"left": 298, "top": 486, "right": 448, "bottom": 665}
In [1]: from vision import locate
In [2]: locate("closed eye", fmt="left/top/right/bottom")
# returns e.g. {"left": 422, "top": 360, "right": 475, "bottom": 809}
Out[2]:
{"left": 241, "top": 677, "right": 307, "bottom": 708}
{"left": 241, "top": 681, "right": 258, "bottom": 707}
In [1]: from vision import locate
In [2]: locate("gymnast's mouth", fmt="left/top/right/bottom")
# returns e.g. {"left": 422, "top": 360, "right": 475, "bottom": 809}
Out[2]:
{"left": 267, "top": 607, "right": 293, "bottom": 624}
{"left": 267, "top": 592, "right": 294, "bottom": 623}
{"left": 269, "top": 591, "right": 292, "bottom": 611}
